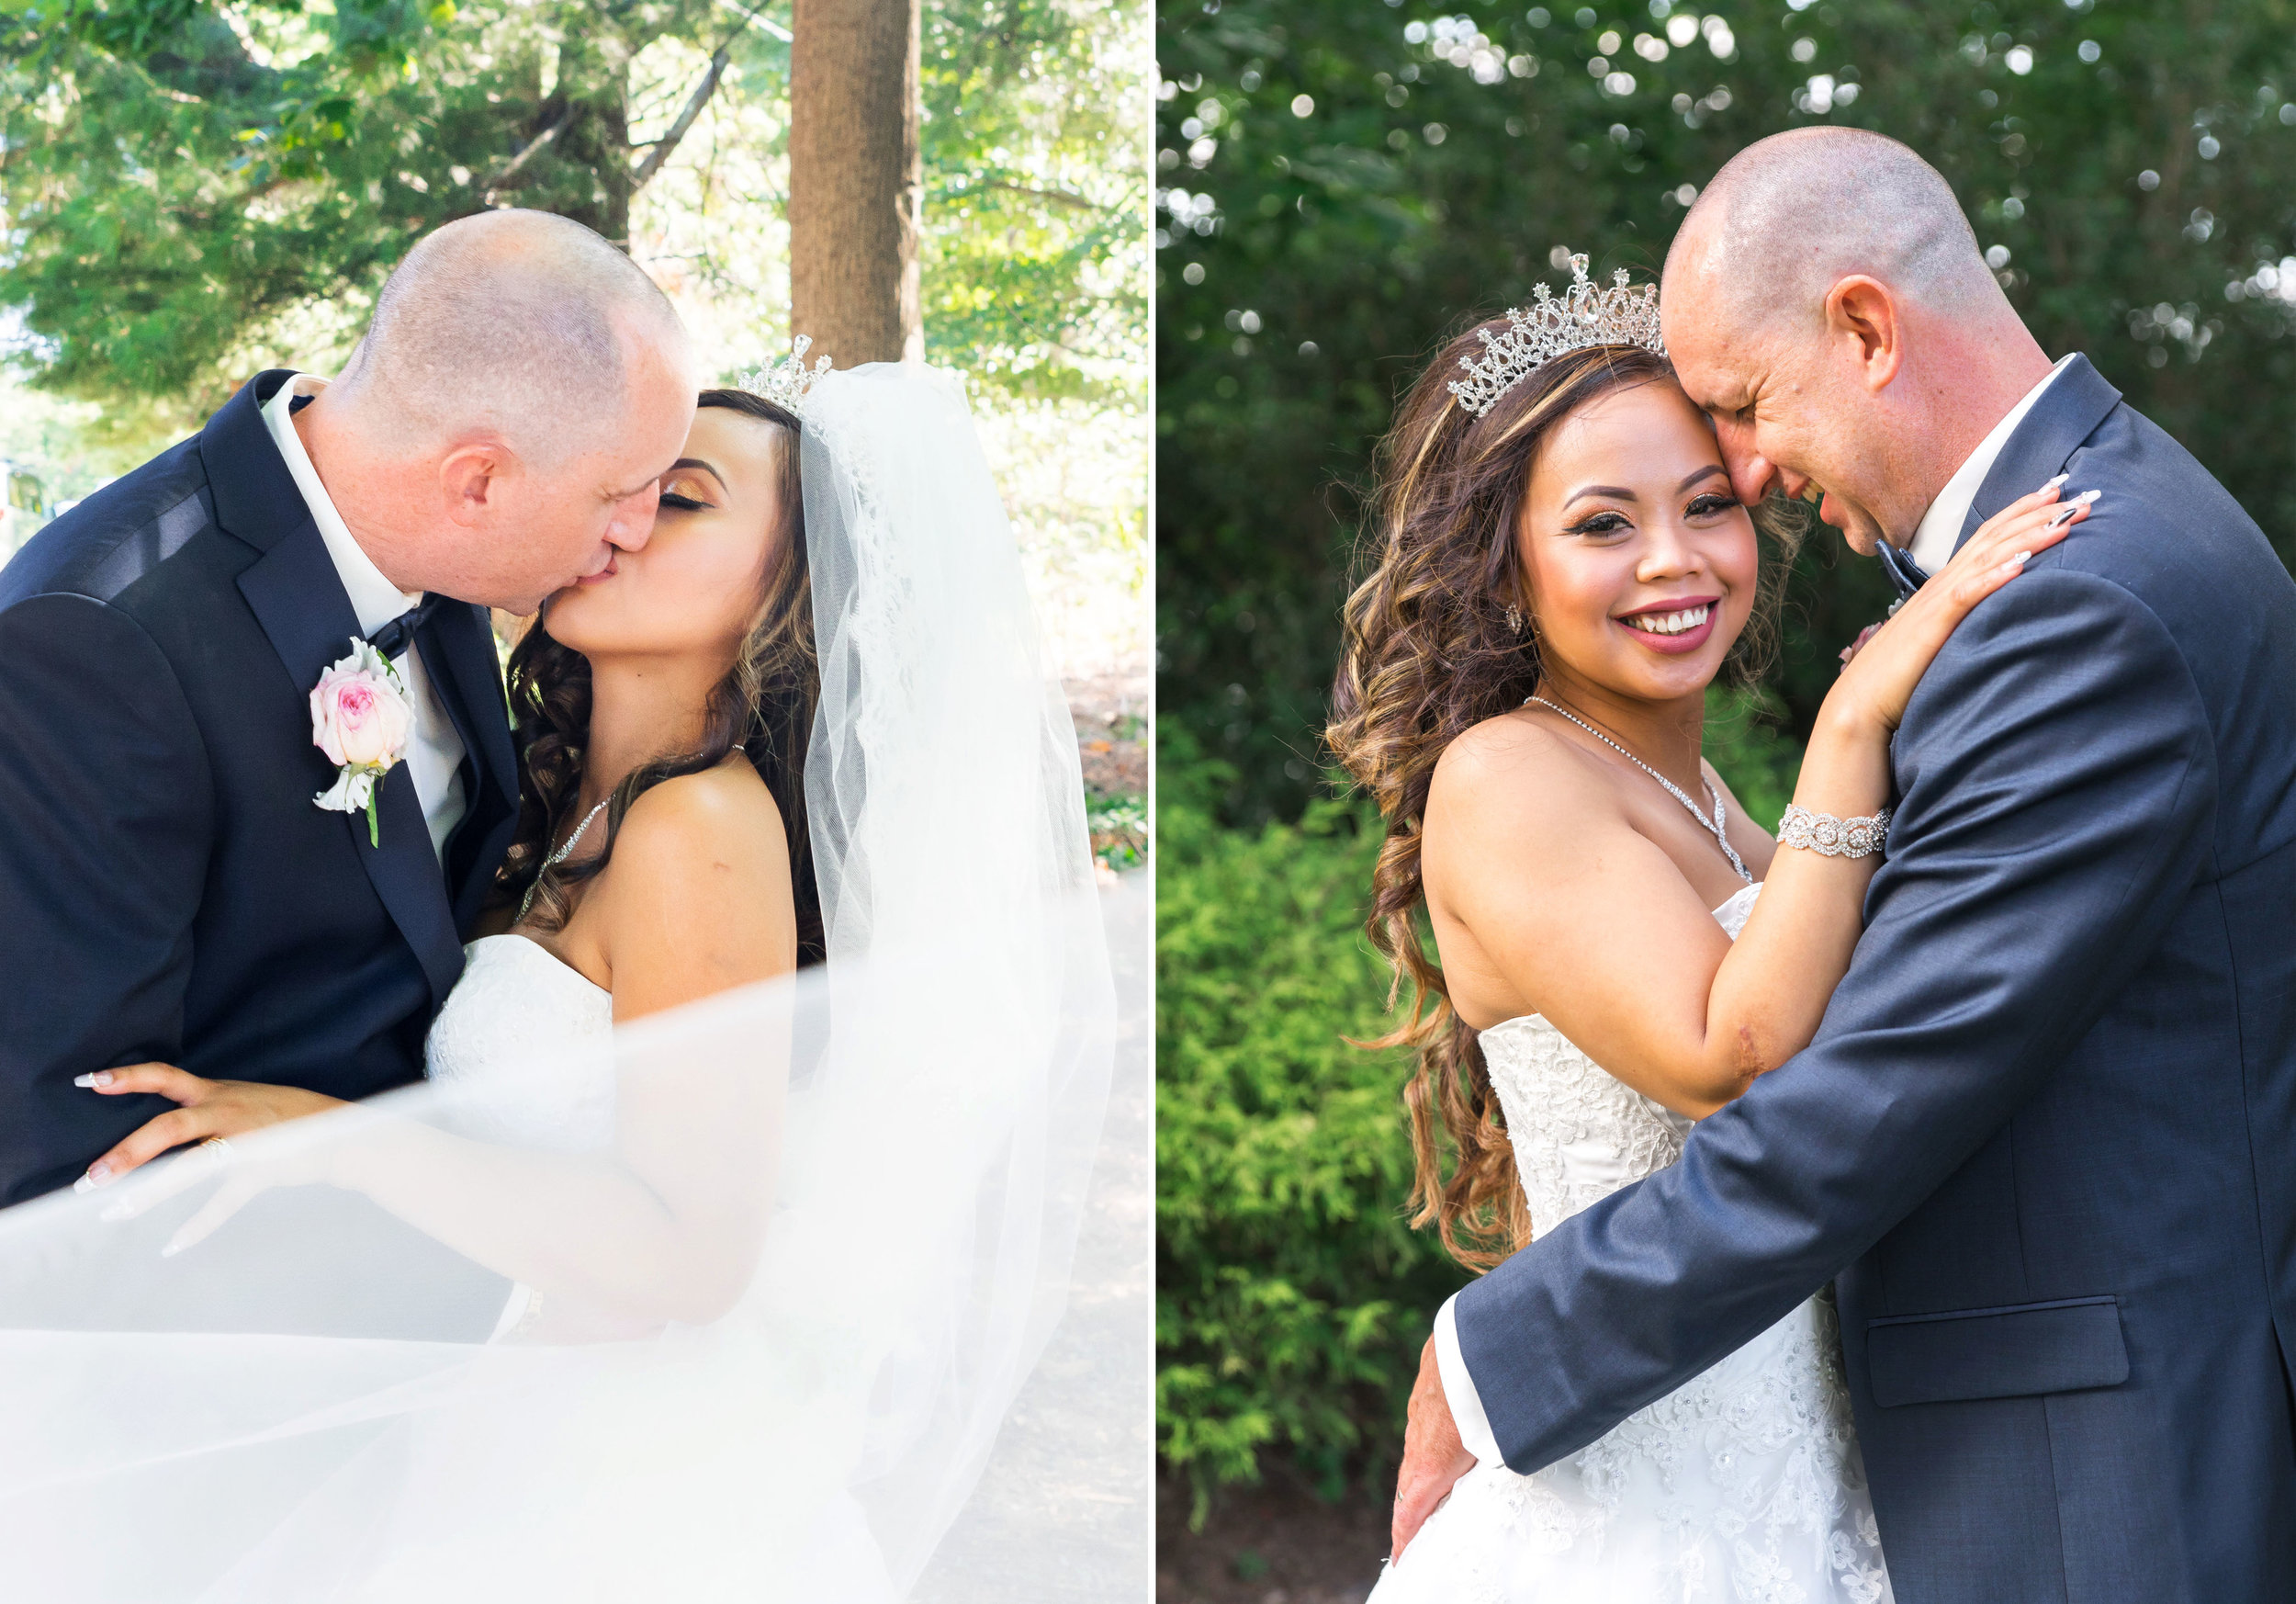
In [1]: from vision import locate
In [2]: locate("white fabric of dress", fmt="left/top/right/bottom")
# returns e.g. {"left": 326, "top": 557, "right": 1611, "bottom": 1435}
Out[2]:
{"left": 1372, "top": 883, "right": 1894, "bottom": 1604}
{"left": 425, "top": 936, "right": 615, "bottom": 1155}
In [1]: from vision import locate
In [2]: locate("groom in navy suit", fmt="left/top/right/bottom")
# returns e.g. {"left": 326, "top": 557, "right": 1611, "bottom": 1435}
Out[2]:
{"left": 1396, "top": 130, "right": 2296, "bottom": 1600}
{"left": 0, "top": 209, "right": 695, "bottom": 1332}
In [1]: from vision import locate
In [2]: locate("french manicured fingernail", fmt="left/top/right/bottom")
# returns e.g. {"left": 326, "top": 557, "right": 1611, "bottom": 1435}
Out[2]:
{"left": 2039, "top": 472, "right": 2070, "bottom": 492}
{"left": 2044, "top": 495, "right": 2094, "bottom": 529}
{"left": 75, "top": 1162, "right": 112, "bottom": 1193}
{"left": 74, "top": 1071, "right": 113, "bottom": 1090}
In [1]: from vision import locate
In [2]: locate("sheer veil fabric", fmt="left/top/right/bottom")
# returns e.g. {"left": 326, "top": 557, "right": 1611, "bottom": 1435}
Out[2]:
{"left": 0, "top": 363, "right": 1119, "bottom": 1600}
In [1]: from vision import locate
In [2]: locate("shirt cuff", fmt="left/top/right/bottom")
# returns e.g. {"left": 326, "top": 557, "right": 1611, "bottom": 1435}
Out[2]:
{"left": 1434, "top": 1293, "right": 1503, "bottom": 1468}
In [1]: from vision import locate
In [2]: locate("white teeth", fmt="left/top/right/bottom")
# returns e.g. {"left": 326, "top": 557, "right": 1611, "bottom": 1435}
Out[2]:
{"left": 1626, "top": 604, "right": 1710, "bottom": 637}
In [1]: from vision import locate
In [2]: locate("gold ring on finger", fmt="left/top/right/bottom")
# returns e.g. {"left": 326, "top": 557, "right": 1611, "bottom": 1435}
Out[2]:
{"left": 199, "top": 1136, "right": 235, "bottom": 1162}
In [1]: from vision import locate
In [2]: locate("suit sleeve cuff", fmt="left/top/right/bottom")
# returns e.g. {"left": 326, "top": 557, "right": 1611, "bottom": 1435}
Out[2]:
{"left": 1435, "top": 1293, "right": 1503, "bottom": 1468}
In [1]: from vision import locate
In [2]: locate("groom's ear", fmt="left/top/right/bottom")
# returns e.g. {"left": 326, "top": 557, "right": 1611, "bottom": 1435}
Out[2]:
{"left": 439, "top": 439, "right": 518, "bottom": 527}
{"left": 1822, "top": 275, "right": 1904, "bottom": 393}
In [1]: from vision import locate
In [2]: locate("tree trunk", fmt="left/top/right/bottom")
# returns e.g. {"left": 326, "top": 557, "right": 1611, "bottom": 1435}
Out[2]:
{"left": 788, "top": 0, "right": 923, "bottom": 367}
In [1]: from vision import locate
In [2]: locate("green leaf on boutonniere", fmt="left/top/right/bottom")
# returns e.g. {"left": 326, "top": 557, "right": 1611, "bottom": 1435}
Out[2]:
{"left": 366, "top": 785, "right": 380, "bottom": 848}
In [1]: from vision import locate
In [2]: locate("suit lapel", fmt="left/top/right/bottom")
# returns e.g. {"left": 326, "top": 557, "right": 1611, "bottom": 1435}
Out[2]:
{"left": 1952, "top": 355, "right": 2126, "bottom": 556}
{"left": 214, "top": 376, "right": 465, "bottom": 1012}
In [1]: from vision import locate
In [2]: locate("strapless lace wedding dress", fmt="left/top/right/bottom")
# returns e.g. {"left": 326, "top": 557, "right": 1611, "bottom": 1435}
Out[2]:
{"left": 424, "top": 935, "right": 615, "bottom": 1153}
{"left": 1372, "top": 884, "right": 1892, "bottom": 1604}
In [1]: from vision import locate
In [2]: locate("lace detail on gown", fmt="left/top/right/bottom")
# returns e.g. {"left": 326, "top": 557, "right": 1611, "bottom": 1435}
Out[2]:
{"left": 423, "top": 935, "right": 615, "bottom": 1154}
{"left": 1372, "top": 882, "right": 1893, "bottom": 1604}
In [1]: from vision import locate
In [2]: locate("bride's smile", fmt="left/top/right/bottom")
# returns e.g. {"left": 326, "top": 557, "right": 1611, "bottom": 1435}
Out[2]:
{"left": 1613, "top": 598, "right": 1716, "bottom": 647}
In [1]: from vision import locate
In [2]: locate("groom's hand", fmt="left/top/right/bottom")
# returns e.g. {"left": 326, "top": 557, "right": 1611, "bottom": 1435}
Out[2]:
{"left": 1390, "top": 1334, "right": 1477, "bottom": 1561}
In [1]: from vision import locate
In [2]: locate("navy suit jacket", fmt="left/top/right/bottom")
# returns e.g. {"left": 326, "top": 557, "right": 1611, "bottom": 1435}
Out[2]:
{"left": 0, "top": 371, "right": 519, "bottom": 1335}
{"left": 1455, "top": 356, "right": 2296, "bottom": 1602}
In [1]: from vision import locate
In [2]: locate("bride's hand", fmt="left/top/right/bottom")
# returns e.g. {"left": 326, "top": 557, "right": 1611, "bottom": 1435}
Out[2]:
{"left": 74, "top": 1064, "right": 344, "bottom": 1190}
{"left": 1829, "top": 479, "right": 2094, "bottom": 735}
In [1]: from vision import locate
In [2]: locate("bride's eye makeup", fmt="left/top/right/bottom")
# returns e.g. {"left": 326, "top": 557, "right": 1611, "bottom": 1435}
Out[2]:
{"left": 1684, "top": 491, "right": 1739, "bottom": 518}
{"left": 658, "top": 457, "right": 726, "bottom": 513}
{"left": 1562, "top": 509, "right": 1634, "bottom": 537}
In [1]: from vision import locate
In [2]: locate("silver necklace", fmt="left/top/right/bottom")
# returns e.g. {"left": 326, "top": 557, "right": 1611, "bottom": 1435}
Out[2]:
{"left": 1525, "top": 695, "right": 1751, "bottom": 883}
{"left": 514, "top": 796, "right": 613, "bottom": 924}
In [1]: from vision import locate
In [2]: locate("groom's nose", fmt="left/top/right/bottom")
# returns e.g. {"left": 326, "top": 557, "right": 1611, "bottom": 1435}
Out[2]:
{"left": 1708, "top": 416, "right": 1780, "bottom": 506}
{"left": 1724, "top": 446, "right": 1782, "bottom": 507}
{"left": 605, "top": 482, "right": 662, "bottom": 552}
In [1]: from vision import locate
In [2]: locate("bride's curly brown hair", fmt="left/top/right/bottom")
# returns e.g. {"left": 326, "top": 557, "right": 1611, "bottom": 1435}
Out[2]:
{"left": 491, "top": 388, "right": 826, "bottom": 966}
{"left": 1327, "top": 330, "right": 1803, "bottom": 1270}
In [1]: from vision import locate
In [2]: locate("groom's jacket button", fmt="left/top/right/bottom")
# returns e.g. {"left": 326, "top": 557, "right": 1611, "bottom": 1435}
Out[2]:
{"left": 1865, "top": 1294, "right": 2128, "bottom": 1408}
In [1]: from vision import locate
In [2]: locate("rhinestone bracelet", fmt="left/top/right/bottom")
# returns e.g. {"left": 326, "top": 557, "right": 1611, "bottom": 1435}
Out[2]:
{"left": 1777, "top": 804, "right": 1891, "bottom": 859}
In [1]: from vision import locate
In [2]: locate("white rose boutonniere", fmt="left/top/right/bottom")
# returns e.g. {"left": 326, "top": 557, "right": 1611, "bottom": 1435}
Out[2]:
{"left": 310, "top": 640, "right": 414, "bottom": 846}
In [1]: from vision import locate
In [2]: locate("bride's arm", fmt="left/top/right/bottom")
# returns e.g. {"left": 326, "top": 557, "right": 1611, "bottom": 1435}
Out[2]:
{"left": 1436, "top": 487, "right": 2086, "bottom": 1120}
{"left": 332, "top": 770, "right": 799, "bottom": 1326}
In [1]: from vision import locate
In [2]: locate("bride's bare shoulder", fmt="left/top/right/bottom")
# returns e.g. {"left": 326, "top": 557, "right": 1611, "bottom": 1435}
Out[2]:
{"left": 605, "top": 764, "right": 793, "bottom": 902}
{"left": 593, "top": 764, "right": 798, "bottom": 1010}
{"left": 1427, "top": 707, "right": 1618, "bottom": 842}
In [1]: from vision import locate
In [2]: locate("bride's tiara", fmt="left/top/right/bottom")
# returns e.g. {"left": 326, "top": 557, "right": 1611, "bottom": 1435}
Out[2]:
{"left": 736, "top": 335, "right": 833, "bottom": 416}
{"left": 1448, "top": 252, "right": 1666, "bottom": 418}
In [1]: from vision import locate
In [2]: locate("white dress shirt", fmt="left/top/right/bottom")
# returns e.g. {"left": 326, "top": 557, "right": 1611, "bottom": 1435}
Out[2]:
{"left": 262, "top": 375, "right": 468, "bottom": 861}
{"left": 1428, "top": 354, "right": 2084, "bottom": 1472}
{"left": 1906, "top": 353, "right": 2077, "bottom": 578}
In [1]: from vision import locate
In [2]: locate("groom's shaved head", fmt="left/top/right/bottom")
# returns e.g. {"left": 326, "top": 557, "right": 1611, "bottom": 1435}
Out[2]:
{"left": 1668, "top": 128, "right": 1999, "bottom": 334}
{"left": 341, "top": 209, "right": 692, "bottom": 464}
{"left": 1659, "top": 127, "right": 2054, "bottom": 561}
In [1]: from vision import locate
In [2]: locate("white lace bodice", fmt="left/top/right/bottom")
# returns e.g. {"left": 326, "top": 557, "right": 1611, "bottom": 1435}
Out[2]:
{"left": 423, "top": 935, "right": 616, "bottom": 1154}
{"left": 1372, "top": 881, "right": 1894, "bottom": 1603}
{"left": 1480, "top": 880, "right": 1759, "bottom": 1239}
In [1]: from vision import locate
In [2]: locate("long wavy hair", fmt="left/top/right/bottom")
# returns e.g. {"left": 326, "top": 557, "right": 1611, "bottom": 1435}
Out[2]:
{"left": 492, "top": 388, "right": 826, "bottom": 966}
{"left": 1327, "top": 331, "right": 1804, "bottom": 1270}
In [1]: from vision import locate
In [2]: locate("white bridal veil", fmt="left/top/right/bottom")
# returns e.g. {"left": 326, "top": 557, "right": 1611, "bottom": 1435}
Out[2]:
{"left": 0, "top": 364, "right": 1124, "bottom": 1599}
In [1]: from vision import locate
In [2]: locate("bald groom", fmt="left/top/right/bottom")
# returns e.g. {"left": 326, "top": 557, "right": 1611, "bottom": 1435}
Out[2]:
{"left": 0, "top": 211, "right": 696, "bottom": 1247}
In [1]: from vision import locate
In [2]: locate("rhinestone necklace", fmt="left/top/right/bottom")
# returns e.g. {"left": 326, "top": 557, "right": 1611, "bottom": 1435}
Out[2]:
{"left": 514, "top": 796, "right": 613, "bottom": 925}
{"left": 1525, "top": 695, "right": 1751, "bottom": 883}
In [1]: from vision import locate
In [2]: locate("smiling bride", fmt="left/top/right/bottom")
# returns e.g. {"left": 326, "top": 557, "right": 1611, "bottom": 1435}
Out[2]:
{"left": 1327, "top": 258, "right": 2088, "bottom": 1602}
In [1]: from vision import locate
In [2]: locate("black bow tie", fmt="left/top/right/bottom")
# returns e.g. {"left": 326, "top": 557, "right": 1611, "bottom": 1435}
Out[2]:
{"left": 366, "top": 593, "right": 452, "bottom": 661}
{"left": 1877, "top": 540, "right": 1930, "bottom": 607}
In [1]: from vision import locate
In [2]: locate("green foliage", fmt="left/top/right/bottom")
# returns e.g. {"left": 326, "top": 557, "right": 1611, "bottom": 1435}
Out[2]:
{"left": 1156, "top": 724, "right": 1468, "bottom": 1519}
{"left": 1705, "top": 683, "right": 1802, "bottom": 831}
{"left": 1158, "top": 0, "right": 2296, "bottom": 826}
{"left": 1088, "top": 793, "right": 1149, "bottom": 869}
{"left": 921, "top": 0, "right": 1152, "bottom": 402}
{"left": 1, "top": 0, "right": 728, "bottom": 432}
{"left": 0, "top": 0, "right": 1148, "bottom": 441}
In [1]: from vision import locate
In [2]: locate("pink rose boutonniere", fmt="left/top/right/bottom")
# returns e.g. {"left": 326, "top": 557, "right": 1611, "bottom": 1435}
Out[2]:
{"left": 310, "top": 641, "right": 413, "bottom": 846}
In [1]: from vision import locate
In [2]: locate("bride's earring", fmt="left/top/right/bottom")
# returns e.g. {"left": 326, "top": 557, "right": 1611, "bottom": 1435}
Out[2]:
{"left": 1504, "top": 604, "right": 1525, "bottom": 636}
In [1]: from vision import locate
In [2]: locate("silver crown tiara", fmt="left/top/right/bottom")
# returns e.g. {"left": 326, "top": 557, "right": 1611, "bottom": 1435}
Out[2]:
{"left": 736, "top": 335, "right": 833, "bottom": 414}
{"left": 1448, "top": 253, "right": 1666, "bottom": 417}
